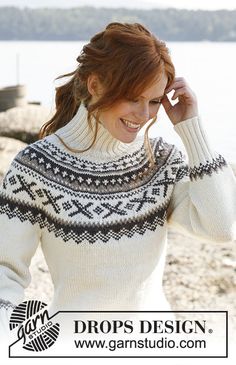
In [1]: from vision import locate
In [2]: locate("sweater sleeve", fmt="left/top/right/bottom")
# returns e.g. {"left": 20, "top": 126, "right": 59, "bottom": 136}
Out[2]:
{"left": 166, "top": 116, "right": 236, "bottom": 243}
{"left": 0, "top": 151, "right": 41, "bottom": 339}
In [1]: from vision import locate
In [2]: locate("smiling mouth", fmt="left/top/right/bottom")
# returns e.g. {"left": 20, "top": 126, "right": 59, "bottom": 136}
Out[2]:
{"left": 120, "top": 118, "right": 141, "bottom": 131}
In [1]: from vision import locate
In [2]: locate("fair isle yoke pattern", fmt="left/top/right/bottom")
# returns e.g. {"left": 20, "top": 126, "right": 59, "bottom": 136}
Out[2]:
{"left": 0, "top": 135, "right": 227, "bottom": 245}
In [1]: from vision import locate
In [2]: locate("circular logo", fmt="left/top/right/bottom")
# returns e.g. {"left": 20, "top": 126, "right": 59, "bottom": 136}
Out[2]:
{"left": 9, "top": 300, "right": 60, "bottom": 351}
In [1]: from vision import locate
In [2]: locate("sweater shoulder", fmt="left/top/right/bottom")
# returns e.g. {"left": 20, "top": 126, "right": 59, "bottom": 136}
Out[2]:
{"left": 149, "top": 135, "right": 186, "bottom": 165}
{"left": 0, "top": 137, "right": 51, "bottom": 195}
{"left": 8, "top": 134, "right": 59, "bottom": 172}
{"left": 147, "top": 136, "right": 190, "bottom": 184}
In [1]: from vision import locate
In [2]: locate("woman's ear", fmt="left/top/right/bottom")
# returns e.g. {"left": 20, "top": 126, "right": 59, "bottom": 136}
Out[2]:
{"left": 87, "top": 74, "right": 103, "bottom": 98}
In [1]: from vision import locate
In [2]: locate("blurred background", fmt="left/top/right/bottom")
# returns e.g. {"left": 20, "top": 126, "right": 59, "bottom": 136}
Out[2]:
{"left": 0, "top": 0, "right": 236, "bottom": 162}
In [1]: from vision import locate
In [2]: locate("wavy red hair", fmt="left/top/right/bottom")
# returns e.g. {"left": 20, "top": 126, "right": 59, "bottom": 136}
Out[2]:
{"left": 39, "top": 22, "right": 175, "bottom": 166}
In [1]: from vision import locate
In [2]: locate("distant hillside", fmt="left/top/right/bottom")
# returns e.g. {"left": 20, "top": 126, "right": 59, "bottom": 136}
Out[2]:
{"left": 0, "top": 6, "right": 236, "bottom": 41}
{"left": 0, "top": 0, "right": 167, "bottom": 9}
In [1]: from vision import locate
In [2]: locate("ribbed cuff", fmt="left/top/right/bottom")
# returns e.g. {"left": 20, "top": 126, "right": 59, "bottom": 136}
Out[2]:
{"left": 173, "top": 116, "right": 217, "bottom": 167}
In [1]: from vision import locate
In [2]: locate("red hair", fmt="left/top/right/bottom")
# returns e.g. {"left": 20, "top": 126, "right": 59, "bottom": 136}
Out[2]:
{"left": 39, "top": 22, "right": 175, "bottom": 165}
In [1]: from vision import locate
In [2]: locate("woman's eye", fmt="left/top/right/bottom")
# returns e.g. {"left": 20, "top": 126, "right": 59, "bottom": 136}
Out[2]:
{"left": 127, "top": 98, "right": 161, "bottom": 104}
{"left": 150, "top": 100, "right": 161, "bottom": 104}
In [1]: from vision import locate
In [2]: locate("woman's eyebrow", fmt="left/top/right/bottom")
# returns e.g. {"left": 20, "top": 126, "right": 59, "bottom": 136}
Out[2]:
{"left": 155, "top": 94, "right": 165, "bottom": 100}
{"left": 140, "top": 94, "right": 165, "bottom": 100}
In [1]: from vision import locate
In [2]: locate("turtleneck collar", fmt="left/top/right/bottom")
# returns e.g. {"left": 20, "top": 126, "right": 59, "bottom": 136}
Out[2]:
{"left": 54, "top": 102, "right": 143, "bottom": 159}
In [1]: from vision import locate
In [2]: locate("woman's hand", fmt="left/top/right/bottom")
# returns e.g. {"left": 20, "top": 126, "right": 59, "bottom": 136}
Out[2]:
{"left": 161, "top": 77, "right": 199, "bottom": 125}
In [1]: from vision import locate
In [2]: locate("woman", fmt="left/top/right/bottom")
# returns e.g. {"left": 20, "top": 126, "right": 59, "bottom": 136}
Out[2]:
{"left": 0, "top": 22, "right": 235, "bottom": 339}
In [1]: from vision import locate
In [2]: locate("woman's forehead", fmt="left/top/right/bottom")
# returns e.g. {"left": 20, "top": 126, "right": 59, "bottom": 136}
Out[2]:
{"left": 140, "top": 75, "right": 168, "bottom": 99}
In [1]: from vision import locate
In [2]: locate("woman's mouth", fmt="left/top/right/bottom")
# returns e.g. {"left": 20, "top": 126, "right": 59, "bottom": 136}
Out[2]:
{"left": 120, "top": 118, "right": 141, "bottom": 132}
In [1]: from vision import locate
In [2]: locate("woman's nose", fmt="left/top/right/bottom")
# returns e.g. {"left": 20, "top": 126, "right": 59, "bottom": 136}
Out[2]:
{"left": 135, "top": 104, "right": 150, "bottom": 122}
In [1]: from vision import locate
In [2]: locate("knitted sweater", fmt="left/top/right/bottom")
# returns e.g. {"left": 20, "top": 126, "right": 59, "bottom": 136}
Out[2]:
{"left": 0, "top": 102, "right": 236, "bottom": 336}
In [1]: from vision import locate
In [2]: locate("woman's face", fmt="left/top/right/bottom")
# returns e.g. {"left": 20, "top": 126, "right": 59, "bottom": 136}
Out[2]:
{"left": 89, "top": 73, "right": 168, "bottom": 143}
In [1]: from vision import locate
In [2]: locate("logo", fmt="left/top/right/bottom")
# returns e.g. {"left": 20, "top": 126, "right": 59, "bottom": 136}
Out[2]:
{"left": 9, "top": 300, "right": 60, "bottom": 352}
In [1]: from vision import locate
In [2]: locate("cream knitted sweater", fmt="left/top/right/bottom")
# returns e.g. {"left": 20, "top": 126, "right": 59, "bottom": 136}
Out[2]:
{"left": 0, "top": 102, "right": 236, "bottom": 336}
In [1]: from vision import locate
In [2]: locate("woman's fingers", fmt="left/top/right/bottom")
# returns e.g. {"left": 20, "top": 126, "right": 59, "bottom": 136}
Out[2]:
{"left": 162, "top": 76, "right": 199, "bottom": 124}
{"left": 165, "top": 77, "right": 188, "bottom": 93}
{"left": 171, "top": 87, "right": 192, "bottom": 101}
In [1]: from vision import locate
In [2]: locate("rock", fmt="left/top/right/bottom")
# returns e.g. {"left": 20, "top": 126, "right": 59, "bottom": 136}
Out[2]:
{"left": 0, "top": 136, "right": 27, "bottom": 182}
{"left": 0, "top": 104, "right": 54, "bottom": 144}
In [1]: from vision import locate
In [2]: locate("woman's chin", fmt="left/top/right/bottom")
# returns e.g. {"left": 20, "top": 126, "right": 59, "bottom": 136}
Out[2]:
{"left": 117, "top": 135, "right": 137, "bottom": 143}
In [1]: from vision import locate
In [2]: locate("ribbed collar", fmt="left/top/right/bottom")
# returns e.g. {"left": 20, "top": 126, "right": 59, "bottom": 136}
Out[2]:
{"left": 54, "top": 102, "right": 143, "bottom": 159}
